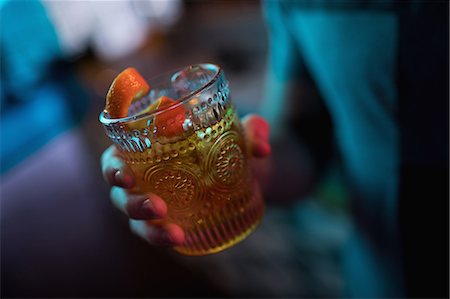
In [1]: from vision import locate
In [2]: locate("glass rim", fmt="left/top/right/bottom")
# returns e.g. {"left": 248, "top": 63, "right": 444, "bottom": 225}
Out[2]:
{"left": 99, "top": 63, "right": 222, "bottom": 125}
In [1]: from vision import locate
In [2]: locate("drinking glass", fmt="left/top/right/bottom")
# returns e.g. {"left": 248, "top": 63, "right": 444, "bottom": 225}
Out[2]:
{"left": 100, "top": 64, "right": 264, "bottom": 255}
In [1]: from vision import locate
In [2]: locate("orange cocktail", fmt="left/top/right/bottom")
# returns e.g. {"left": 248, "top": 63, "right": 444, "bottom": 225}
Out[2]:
{"left": 100, "top": 64, "right": 264, "bottom": 255}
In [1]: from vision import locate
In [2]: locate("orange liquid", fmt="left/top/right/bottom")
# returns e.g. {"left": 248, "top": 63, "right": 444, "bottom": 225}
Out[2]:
{"left": 121, "top": 106, "right": 264, "bottom": 255}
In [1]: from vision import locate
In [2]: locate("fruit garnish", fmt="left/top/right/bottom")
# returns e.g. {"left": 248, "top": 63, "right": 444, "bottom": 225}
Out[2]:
{"left": 105, "top": 67, "right": 150, "bottom": 118}
{"left": 150, "top": 96, "right": 187, "bottom": 137}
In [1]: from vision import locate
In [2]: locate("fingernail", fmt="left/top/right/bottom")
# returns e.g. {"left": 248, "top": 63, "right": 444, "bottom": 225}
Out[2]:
{"left": 254, "top": 124, "right": 269, "bottom": 141}
{"left": 161, "top": 231, "right": 174, "bottom": 245}
{"left": 115, "top": 170, "right": 133, "bottom": 187}
{"left": 254, "top": 139, "right": 271, "bottom": 157}
{"left": 260, "top": 142, "right": 271, "bottom": 155}
{"left": 141, "top": 199, "right": 155, "bottom": 218}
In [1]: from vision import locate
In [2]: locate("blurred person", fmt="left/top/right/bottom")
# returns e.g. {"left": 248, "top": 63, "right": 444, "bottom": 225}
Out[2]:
{"left": 260, "top": 1, "right": 448, "bottom": 297}
{"left": 262, "top": 1, "right": 448, "bottom": 297}
{"left": 100, "top": 0, "right": 448, "bottom": 298}
{"left": 261, "top": 1, "right": 448, "bottom": 297}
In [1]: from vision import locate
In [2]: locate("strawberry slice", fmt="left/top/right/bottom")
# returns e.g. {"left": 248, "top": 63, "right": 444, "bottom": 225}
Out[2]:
{"left": 105, "top": 67, "right": 150, "bottom": 118}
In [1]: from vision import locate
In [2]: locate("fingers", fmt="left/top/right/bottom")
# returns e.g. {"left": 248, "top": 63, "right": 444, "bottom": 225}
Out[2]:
{"left": 110, "top": 187, "right": 167, "bottom": 220}
{"left": 101, "top": 145, "right": 136, "bottom": 188}
{"left": 130, "top": 220, "right": 185, "bottom": 246}
{"left": 242, "top": 114, "right": 271, "bottom": 158}
{"left": 103, "top": 145, "right": 181, "bottom": 247}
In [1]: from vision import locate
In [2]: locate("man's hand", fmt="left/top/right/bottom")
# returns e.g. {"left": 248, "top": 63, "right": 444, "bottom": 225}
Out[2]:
{"left": 101, "top": 114, "right": 271, "bottom": 246}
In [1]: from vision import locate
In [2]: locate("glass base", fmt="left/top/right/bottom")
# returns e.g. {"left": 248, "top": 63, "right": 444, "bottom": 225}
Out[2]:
{"left": 173, "top": 192, "right": 264, "bottom": 256}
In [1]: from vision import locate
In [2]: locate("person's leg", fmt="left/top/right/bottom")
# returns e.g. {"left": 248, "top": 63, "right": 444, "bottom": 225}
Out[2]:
{"left": 288, "top": 11, "right": 402, "bottom": 297}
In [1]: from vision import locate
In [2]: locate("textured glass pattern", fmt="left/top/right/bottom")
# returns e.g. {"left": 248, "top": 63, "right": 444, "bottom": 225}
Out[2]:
{"left": 100, "top": 64, "right": 264, "bottom": 255}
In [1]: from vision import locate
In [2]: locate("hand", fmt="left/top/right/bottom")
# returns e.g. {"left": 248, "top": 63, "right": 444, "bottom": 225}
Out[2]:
{"left": 101, "top": 114, "right": 271, "bottom": 246}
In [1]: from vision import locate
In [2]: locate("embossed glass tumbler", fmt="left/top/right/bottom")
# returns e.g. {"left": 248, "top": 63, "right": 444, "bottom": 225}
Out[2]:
{"left": 99, "top": 64, "right": 264, "bottom": 256}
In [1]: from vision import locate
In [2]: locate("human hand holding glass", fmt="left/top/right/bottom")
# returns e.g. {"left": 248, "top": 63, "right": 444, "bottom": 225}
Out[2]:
{"left": 100, "top": 64, "right": 270, "bottom": 255}
{"left": 101, "top": 114, "right": 271, "bottom": 247}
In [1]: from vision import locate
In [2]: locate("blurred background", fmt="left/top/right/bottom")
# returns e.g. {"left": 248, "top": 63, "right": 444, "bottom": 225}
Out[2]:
{"left": 0, "top": 1, "right": 321, "bottom": 297}
{"left": 1, "top": 0, "right": 448, "bottom": 298}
